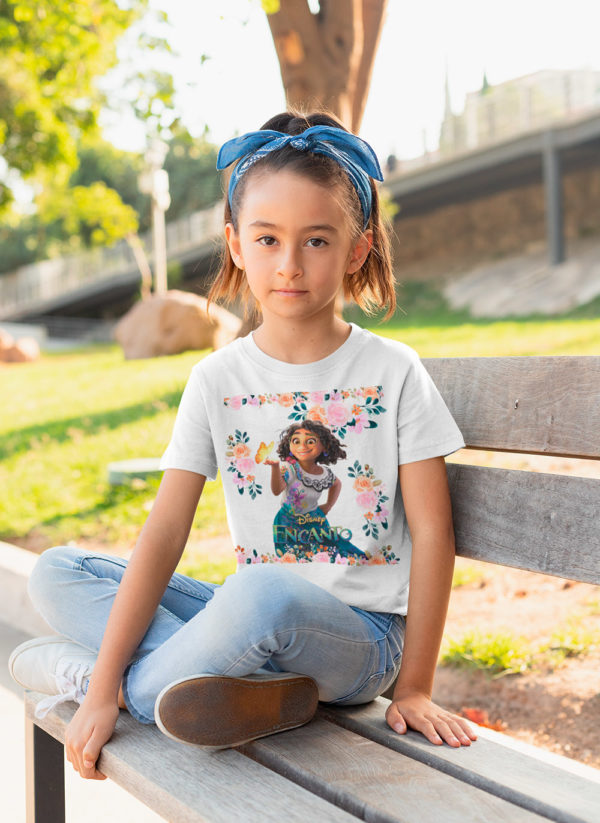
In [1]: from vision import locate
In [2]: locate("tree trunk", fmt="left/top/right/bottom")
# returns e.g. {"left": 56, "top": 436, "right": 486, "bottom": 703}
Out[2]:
{"left": 267, "top": 0, "right": 388, "bottom": 132}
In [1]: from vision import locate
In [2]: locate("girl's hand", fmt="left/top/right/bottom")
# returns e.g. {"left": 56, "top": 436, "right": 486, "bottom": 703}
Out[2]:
{"left": 64, "top": 699, "right": 120, "bottom": 780}
{"left": 264, "top": 458, "right": 280, "bottom": 467}
{"left": 385, "top": 688, "right": 477, "bottom": 748}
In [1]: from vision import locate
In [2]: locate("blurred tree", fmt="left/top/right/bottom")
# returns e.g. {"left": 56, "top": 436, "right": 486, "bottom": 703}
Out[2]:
{"left": 0, "top": 0, "right": 149, "bottom": 210}
{"left": 263, "top": 0, "right": 388, "bottom": 131}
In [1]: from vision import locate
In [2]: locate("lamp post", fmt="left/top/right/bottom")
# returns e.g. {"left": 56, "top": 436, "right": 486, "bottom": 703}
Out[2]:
{"left": 139, "top": 138, "right": 171, "bottom": 295}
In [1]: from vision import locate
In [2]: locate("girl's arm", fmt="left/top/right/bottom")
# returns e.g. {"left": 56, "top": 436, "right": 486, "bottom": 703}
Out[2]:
{"left": 320, "top": 477, "right": 341, "bottom": 515}
{"left": 385, "top": 456, "right": 476, "bottom": 747}
{"left": 265, "top": 459, "right": 286, "bottom": 495}
{"left": 65, "top": 468, "right": 206, "bottom": 780}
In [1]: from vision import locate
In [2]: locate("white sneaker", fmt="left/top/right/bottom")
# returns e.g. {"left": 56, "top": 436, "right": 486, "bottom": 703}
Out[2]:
{"left": 8, "top": 635, "right": 97, "bottom": 719}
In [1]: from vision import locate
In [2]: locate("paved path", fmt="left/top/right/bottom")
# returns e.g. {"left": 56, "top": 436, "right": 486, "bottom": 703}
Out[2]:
{"left": 0, "top": 620, "right": 163, "bottom": 822}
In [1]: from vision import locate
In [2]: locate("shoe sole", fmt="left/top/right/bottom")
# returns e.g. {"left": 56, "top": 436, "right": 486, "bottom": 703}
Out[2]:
{"left": 154, "top": 674, "right": 319, "bottom": 749}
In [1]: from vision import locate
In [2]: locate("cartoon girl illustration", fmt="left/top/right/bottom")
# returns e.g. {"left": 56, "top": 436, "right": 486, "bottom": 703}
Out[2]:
{"left": 265, "top": 420, "right": 367, "bottom": 561}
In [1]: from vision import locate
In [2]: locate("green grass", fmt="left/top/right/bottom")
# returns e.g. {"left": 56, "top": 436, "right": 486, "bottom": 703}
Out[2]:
{"left": 440, "top": 630, "right": 533, "bottom": 677}
{"left": 346, "top": 282, "right": 600, "bottom": 356}
{"left": 2, "top": 287, "right": 599, "bottom": 570}
{"left": 0, "top": 346, "right": 228, "bottom": 549}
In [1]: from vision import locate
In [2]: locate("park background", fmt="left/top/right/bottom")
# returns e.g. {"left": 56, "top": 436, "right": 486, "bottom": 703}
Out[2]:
{"left": 1, "top": 2, "right": 600, "bottom": 819}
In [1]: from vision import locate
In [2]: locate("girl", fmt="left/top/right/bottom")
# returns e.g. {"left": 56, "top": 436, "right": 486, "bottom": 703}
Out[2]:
{"left": 266, "top": 420, "right": 368, "bottom": 561}
{"left": 9, "top": 110, "right": 476, "bottom": 780}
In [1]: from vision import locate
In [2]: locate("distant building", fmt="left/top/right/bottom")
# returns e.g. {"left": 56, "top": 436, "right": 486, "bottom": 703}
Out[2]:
{"left": 440, "top": 68, "right": 600, "bottom": 156}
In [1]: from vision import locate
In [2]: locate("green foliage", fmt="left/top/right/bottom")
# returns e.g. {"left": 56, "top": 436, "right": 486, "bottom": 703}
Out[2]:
{"left": 542, "top": 620, "right": 600, "bottom": 664}
{"left": 261, "top": 0, "right": 281, "bottom": 13}
{"left": 38, "top": 182, "right": 138, "bottom": 248}
{"left": 441, "top": 631, "right": 533, "bottom": 677}
{"left": 163, "top": 125, "right": 221, "bottom": 221}
{"left": 0, "top": 0, "right": 148, "bottom": 204}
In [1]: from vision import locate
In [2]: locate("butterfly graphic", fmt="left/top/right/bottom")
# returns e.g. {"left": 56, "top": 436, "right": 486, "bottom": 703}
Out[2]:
{"left": 255, "top": 441, "right": 274, "bottom": 463}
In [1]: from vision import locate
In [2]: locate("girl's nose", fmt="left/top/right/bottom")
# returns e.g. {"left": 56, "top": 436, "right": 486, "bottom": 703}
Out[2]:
{"left": 276, "top": 247, "right": 302, "bottom": 278}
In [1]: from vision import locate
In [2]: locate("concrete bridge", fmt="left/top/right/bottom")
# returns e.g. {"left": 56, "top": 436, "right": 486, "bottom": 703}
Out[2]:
{"left": 0, "top": 203, "right": 224, "bottom": 321}
{"left": 1, "top": 111, "right": 599, "bottom": 322}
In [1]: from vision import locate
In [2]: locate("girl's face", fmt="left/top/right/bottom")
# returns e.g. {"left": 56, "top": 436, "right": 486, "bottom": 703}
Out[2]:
{"left": 225, "top": 169, "right": 372, "bottom": 326}
{"left": 289, "top": 428, "right": 323, "bottom": 463}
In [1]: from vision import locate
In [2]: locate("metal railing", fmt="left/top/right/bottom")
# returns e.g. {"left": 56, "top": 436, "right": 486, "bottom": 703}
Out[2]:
{"left": 0, "top": 202, "right": 224, "bottom": 320}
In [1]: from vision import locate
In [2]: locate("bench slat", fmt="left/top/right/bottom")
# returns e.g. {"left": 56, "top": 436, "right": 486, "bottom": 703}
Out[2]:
{"left": 447, "top": 464, "right": 600, "bottom": 584}
{"left": 243, "top": 717, "right": 548, "bottom": 823}
{"left": 423, "top": 357, "right": 600, "bottom": 459}
{"left": 319, "top": 700, "right": 600, "bottom": 823}
{"left": 25, "top": 694, "right": 358, "bottom": 823}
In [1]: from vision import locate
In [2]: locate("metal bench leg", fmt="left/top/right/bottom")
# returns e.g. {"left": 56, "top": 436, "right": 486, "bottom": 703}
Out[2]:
{"left": 25, "top": 716, "right": 65, "bottom": 823}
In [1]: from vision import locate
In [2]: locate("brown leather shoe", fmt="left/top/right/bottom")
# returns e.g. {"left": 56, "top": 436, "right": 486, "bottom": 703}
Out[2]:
{"left": 154, "top": 672, "right": 319, "bottom": 749}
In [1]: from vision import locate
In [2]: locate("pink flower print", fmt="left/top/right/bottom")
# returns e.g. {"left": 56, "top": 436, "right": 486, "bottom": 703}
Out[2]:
{"left": 373, "top": 510, "right": 387, "bottom": 524}
{"left": 357, "top": 490, "right": 378, "bottom": 510}
{"left": 306, "top": 405, "right": 328, "bottom": 424}
{"left": 330, "top": 390, "right": 342, "bottom": 402}
{"left": 327, "top": 402, "right": 348, "bottom": 427}
{"left": 247, "top": 396, "right": 260, "bottom": 406}
{"left": 278, "top": 393, "right": 294, "bottom": 407}
{"left": 310, "top": 391, "right": 325, "bottom": 404}
{"left": 236, "top": 457, "right": 255, "bottom": 475}
{"left": 353, "top": 413, "right": 369, "bottom": 433}
{"left": 229, "top": 395, "right": 243, "bottom": 409}
{"left": 334, "top": 555, "right": 349, "bottom": 565}
{"left": 233, "top": 443, "right": 251, "bottom": 459}
{"left": 313, "top": 551, "right": 331, "bottom": 563}
{"left": 232, "top": 475, "right": 245, "bottom": 487}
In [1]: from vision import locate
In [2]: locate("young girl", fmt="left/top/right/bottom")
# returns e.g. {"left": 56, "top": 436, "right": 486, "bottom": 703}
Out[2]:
{"left": 9, "top": 110, "right": 476, "bottom": 780}
{"left": 266, "top": 420, "right": 368, "bottom": 561}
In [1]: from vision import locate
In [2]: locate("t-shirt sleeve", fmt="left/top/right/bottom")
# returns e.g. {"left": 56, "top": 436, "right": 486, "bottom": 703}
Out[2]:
{"left": 159, "top": 364, "right": 218, "bottom": 480}
{"left": 397, "top": 352, "right": 465, "bottom": 464}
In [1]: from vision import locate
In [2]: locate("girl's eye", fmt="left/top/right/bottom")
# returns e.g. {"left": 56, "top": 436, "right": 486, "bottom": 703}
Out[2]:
{"left": 258, "top": 236, "right": 277, "bottom": 246}
{"left": 306, "top": 237, "right": 327, "bottom": 248}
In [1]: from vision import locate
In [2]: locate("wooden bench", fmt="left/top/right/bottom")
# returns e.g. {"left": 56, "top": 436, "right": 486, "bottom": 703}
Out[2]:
{"left": 24, "top": 355, "right": 600, "bottom": 822}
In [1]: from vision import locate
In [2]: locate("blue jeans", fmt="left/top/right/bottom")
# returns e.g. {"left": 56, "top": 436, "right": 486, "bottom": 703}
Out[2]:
{"left": 28, "top": 546, "right": 405, "bottom": 724}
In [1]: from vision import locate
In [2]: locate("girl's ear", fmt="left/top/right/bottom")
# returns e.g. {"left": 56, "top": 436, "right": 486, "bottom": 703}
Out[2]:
{"left": 346, "top": 229, "right": 373, "bottom": 274}
{"left": 225, "top": 223, "right": 244, "bottom": 269}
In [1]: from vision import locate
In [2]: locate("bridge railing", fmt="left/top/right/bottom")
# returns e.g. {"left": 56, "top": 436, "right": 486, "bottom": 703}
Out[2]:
{"left": 0, "top": 202, "right": 224, "bottom": 320}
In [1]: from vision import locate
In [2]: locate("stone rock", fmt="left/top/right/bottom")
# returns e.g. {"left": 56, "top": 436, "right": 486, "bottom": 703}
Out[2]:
{"left": 2, "top": 337, "right": 40, "bottom": 362}
{"left": 114, "top": 290, "right": 243, "bottom": 359}
{"left": 0, "top": 328, "right": 14, "bottom": 355}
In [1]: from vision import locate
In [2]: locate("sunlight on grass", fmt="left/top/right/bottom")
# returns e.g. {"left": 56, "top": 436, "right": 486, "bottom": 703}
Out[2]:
{"left": 440, "top": 630, "right": 533, "bottom": 677}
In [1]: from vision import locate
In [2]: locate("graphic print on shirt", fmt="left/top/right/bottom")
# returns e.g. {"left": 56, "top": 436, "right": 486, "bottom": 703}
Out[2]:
{"left": 223, "top": 387, "right": 400, "bottom": 567}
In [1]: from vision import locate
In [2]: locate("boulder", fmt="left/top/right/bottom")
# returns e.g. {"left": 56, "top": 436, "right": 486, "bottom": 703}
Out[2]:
{"left": 0, "top": 328, "right": 14, "bottom": 355}
{"left": 114, "top": 290, "right": 243, "bottom": 360}
{"left": 2, "top": 337, "right": 40, "bottom": 362}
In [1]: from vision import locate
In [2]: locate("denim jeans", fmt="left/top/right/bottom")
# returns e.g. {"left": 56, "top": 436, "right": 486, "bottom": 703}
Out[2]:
{"left": 28, "top": 546, "right": 405, "bottom": 724}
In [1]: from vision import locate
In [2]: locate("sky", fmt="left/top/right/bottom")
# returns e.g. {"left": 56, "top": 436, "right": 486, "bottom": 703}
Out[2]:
{"left": 101, "top": 0, "right": 600, "bottom": 163}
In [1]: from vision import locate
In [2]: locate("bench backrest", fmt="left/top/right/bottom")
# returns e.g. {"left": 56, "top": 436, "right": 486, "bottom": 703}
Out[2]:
{"left": 423, "top": 356, "right": 600, "bottom": 585}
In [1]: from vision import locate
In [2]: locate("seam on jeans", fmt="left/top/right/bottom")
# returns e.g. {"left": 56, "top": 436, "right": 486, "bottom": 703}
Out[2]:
{"left": 223, "top": 625, "right": 378, "bottom": 679}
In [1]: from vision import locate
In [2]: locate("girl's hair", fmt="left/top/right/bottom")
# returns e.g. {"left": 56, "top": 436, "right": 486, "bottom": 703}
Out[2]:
{"left": 277, "top": 419, "right": 346, "bottom": 466}
{"left": 207, "top": 109, "right": 396, "bottom": 322}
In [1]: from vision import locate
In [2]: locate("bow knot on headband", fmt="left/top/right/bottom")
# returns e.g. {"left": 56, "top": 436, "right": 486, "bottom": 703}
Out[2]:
{"left": 216, "top": 125, "right": 383, "bottom": 229}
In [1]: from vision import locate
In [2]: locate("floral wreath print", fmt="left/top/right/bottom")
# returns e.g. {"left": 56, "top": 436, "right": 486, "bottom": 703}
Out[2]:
{"left": 223, "top": 387, "right": 386, "bottom": 440}
{"left": 347, "top": 460, "right": 390, "bottom": 540}
{"left": 234, "top": 544, "right": 400, "bottom": 566}
{"left": 225, "top": 430, "right": 263, "bottom": 499}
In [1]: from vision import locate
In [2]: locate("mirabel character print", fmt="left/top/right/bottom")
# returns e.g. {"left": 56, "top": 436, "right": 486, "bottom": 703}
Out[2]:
{"left": 266, "top": 421, "right": 368, "bottom": 561}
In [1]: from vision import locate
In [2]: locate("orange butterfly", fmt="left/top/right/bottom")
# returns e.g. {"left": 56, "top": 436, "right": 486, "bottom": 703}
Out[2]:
{"left": 255, "top": 441, "right": 274, "bottom": 463}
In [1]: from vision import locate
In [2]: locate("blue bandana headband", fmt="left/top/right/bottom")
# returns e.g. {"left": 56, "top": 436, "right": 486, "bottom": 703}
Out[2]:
{"left": 216, "top": 125, "right": 383, "bottom": 230}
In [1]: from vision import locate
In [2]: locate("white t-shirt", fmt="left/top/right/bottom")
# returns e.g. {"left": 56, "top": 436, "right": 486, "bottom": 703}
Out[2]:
{"left": 160, "top": 323, "right": 465, "bottom": 614}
